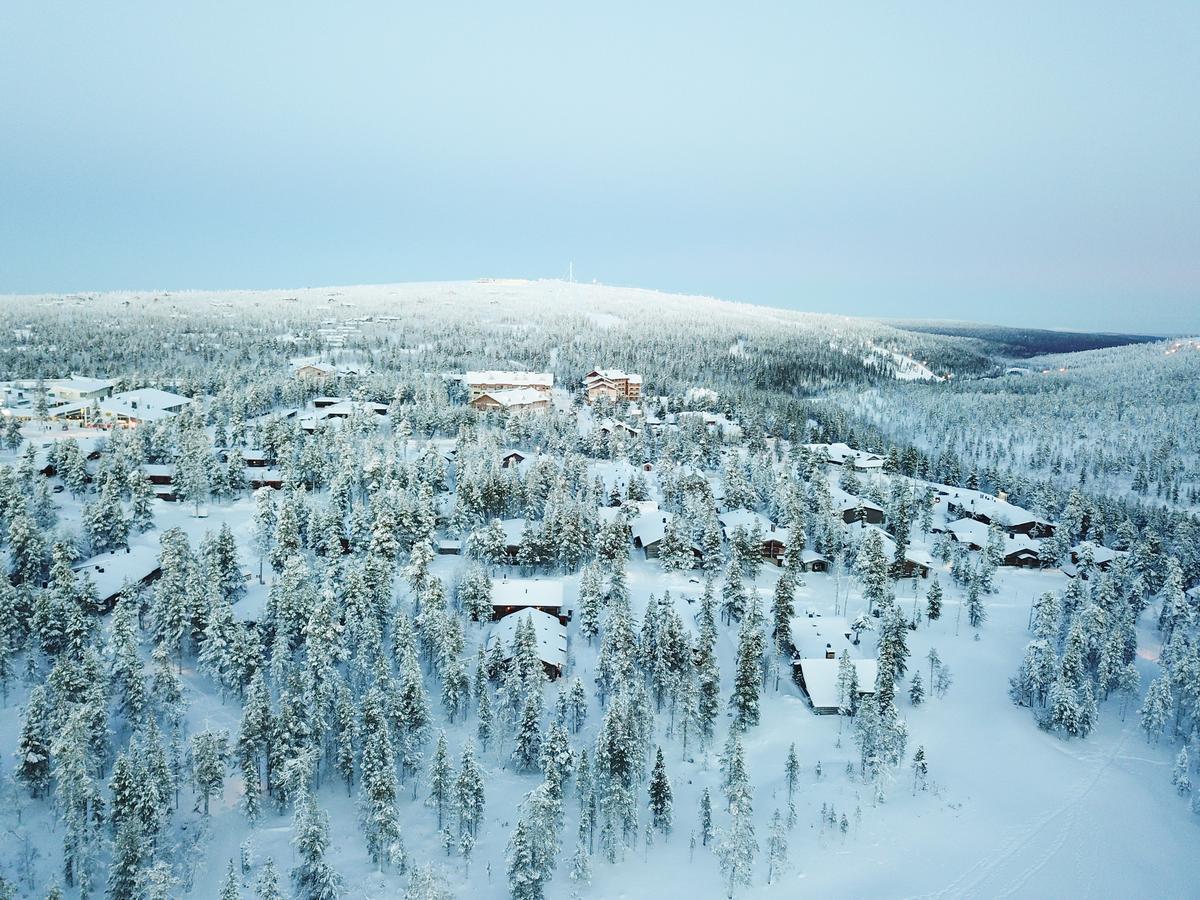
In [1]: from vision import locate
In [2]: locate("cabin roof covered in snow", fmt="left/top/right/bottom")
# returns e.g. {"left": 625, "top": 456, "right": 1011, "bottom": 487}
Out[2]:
{"left": 630, "top": 510, "right": 673, "bottom": 547}
{"left": 798, "top": 657, "right": 879, "bottom": 710}
{"left": 931, "top": 483, "right": 1052, "bottom": 529}
{"left": 491, "top": 578, "right": 565, "bottom": 610}
{"left": 585, "top": 369, "right": 642, "bottom": 384}
{"left": 827, "top": 485, "right": 885, "bottom": 513}
{"left": 464, "top": 371, "right": 554, "bottom": 387}
{"left": 72, "top": 545, "right": 160, "bottom": 601}
{"left": 718, "top": 508, "right": 789, "bottom": 541}
{"left": 50, "top": 375, "right": 115, "bottom": 394}
{"left": 488, "top": 609, "right": 567, "bottom": 669}
{"left": 478, "top": 388, "right": 549, "bottom": 407}
{"left": 1070, "top": 541, "right": 1125, "bottom": 565}
{"left": 788, "top": 613, "right": 861, "bottom": 658}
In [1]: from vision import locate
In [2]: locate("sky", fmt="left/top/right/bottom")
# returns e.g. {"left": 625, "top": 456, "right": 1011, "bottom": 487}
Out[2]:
{"left": 1, "top": 2, "right": 1197, "bottom": 334}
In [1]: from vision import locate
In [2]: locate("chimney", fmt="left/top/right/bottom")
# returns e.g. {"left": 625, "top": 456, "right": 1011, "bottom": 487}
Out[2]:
{"left": 825, "top": 643, "right": 834, "bottom": 660}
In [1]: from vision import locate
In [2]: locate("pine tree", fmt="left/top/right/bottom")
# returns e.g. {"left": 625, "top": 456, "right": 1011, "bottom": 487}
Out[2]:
{"left": 729, "top": 599, "right": 764, "bottom": 731}
{"left": 925, "top": 576, "right": 942, "bottom": 621}
{"left": 770, "top": 574, "right": 795, "bottom": 654}
{"left": 428, "top": 732, "right": 453, "bottom": 831}
{"left": 220, "top": 859, "right": 241, "bottom": 900}
{"left": 454, "top": 739, "right": 486, "bottom": 839}
{"left": 255, "top": 858, "right": 284, "bottom": 900}
{"left": 766, "top": 809, "right": 788, "bottom": 884}
{"left": 360, "top": 685, "right": 404, "bottom": 869}
{"left": 292, "top": 788, "right": 343, "bottom": 900}
{"left": 191, "top": 728, "right": 229, "bottom": 815}
{"left": 911, "top": 745, "right": 929, "bottom": 793}
{"left": 1173, "top": 747, "right": 1192, "bottom": 795}
{"left": 1140, "top": 675, "right": 1172, "bottom": 743}
{"left": 699, "top": 787, "right": 713, "bottom": 846}
{"left": 506, "top": 783, "right": 559, "bottom": 900}
{"left": 15, "top": 684, "right": 52, "bottom": 797}
{"left": 648, "top": 746, "right": 673, "bottom": 835}
{"left": 909, "top": 671, "right": 925, "bottom": 706}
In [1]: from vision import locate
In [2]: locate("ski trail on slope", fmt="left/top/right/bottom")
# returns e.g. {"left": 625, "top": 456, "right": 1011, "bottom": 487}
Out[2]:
{"left": 917, "top": 727, "right": 1130, "bottom": 900}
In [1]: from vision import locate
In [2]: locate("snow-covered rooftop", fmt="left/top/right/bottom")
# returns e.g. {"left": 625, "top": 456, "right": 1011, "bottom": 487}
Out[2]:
{"left": 479, "top": 388, "right": 550, "bottom": 407}
{"left": 465, "top": 371, "right": 554, "bottom": 388}
{"left": 797, "top": 657, "right": 879, "bottom": 711}
{"left": 631, "top": 509, "right": 673, "bottom": 548}
{"left": 72, "top": 546, "right": 160, "bottom": 602}
{"left": 718, "top": 508, "right": 790, "bottom": 542}
{"left": 488, "top": 608, "right": 567, "bottom": 670}
{"left": 491, "top": 578, "right": 565, "bottom": 610}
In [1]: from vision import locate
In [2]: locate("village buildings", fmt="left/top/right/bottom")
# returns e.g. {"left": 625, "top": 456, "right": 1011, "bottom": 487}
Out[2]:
{"left": 468, "top": 388, "right": 551, "bottom": 413}
{"left": 463, "top": 371, "right": 554, "bottom": 402}
{"left": 582, "top": 369, "right": 642, "bottom": 403}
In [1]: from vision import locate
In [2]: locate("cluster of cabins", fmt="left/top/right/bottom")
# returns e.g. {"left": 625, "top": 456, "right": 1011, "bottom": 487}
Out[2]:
{"left": 927, "top": 484, "right": 1062, "bottom": 568}
{"left": 0, "top": 376, "right": 193, "bottom": 427}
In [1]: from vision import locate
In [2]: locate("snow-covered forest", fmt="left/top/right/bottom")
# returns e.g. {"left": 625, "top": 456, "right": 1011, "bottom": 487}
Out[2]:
{"left": 0, "top": 280, "right": 1197, "bottom": 899}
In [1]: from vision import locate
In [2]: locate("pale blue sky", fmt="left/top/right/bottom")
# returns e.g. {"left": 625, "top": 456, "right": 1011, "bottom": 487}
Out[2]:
{"left": 1, "top": 2, "right": 1197, "bottom": 332}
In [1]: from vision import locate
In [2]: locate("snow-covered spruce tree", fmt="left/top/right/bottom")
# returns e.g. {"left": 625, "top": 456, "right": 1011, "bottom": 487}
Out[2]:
{"left": 360, "top": 685, "right": 404, "bottom": 869}
{"left": 405, "top": 863, "right": 455, "bottom": 900}
{"left": 15, "top": 683, "right": 52, "bottom": 797}
{"left": 256, "top": 858, "right": 284, "bottom": 900}
{"left": 965, "top": 574, "right": 987, "bottom": 629}
{"left": 190, "top": 728, "right": 229, "bottom": 816}
{"left": 715, "top": 742, "right": 756, "bottom": 899}
{"left": 699, "top": 786, "right": 714, "bottom": 847}
{"left": 428, "top": 731, "right": 453, "bottom": 831}
{"left": 658, "top": 513, "right": 694, "bottom": 572}
{"left": 1172, "top": 747, "right": 1192, "bottom": 795}
{"left": 648, "top": 746, "right": 673, "bottom": 836}
{"left": 541, "top": 715, "right": 575, "bottom": 800}
{"left": 770, "top": 573, "right": 795, "bottom": 655}
{"left": 454, "top": 738, "right": 486, "bottom": 840}
{"left": 909, "top": 671, "right": 925, "bottom": 706}
{"left": 577, "top": 563, "right": 603, "bottom": 645}
{"left": 694, "top": 581, "right": 721, "bottom": 748}
{"left": 219, "top": 859, "right": 240, "bottom": 900}
{"left": 856, "top": 528, "right": 891, "bottom": 614}
{"left": 925, "top": 575, "right": 942, "bottom": 621}
{"left": 911, "top": 745, "right": 929, "bottom": 793}
{"left": 729, "top": 598, "right": 765, "bottom": 732}
{"left": 458, "top": 563, "right": 493, "bottom": 622}
{"left": 292, "top": 786, "right": 343, "bottom": 900}
{"left": 766, "top": 808, "right": 788, "bottom": 884}
{"left": 506, "top": 782, "right": 560, "bottom": 900}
